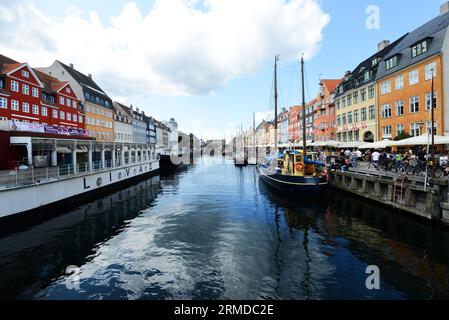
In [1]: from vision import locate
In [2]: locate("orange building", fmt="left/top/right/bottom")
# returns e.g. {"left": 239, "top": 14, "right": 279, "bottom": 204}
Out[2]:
{"left": 312, "top": 79, "right": 341, "bottom": 141}
{"left": 376, "top": 7, "right": 449, "bottom": 140}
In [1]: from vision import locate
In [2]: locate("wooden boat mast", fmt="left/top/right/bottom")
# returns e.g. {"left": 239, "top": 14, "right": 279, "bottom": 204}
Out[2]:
{"left": 274, "top": 55, "right": 279, "bottom": 153}
{"left": 301, "top": 54, "right": 307, "bottom": 160}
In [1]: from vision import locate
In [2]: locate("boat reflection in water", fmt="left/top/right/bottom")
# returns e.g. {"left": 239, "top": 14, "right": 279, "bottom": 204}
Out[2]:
{"left": 258, "top": 180, "right": 449, "bottom": 299}
{"left": 0, "top": 176, "right": 160, "bottom": 299}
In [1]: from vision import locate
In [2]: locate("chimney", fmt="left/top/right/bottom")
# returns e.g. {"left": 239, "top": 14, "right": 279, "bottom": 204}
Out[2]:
{"left": 378, "top": 40, "right": 390, "bottom": 51}
{"left": 88, "top": 73, "right": 92, "bottom": 79}
{"left": 441, "top": 2, "right": 449, "bottom": 15}
{"left": 69, "top": 63, "right": 74, "bottom": 69}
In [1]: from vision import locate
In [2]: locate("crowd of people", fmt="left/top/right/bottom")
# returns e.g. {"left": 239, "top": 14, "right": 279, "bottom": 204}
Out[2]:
{"left": 315, "top": 146, "right": 449, "bottom": 176}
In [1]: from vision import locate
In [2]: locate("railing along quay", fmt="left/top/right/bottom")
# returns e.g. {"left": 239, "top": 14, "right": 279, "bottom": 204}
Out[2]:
{"left": 329, "top": 166, "right": 449, "bottom": 225}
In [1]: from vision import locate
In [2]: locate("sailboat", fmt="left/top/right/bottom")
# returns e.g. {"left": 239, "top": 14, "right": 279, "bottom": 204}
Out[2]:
{"left": 258, "top": 55, "right": 329, "bottom": 192}
{"left": 234, "top": 125, "right": 248, "bottom": 166}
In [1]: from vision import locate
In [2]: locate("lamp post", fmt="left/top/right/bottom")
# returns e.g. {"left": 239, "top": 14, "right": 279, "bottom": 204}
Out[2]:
{"left": 418, "top": 121, "right": 429, "bottom": 192}
{"left": 430, "top": 70, "right": 436, "bottom": 178}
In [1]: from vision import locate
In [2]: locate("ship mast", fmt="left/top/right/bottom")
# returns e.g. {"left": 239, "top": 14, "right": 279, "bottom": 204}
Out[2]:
{"left": 274, "top": 55, "right": 279, "bottom": 153}
{"left": 301, "top": 54, "right": 307, "bottom": 160}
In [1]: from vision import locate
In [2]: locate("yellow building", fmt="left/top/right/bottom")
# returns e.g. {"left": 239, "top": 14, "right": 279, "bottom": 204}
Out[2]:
{"left": 335, "top": 38, "right": 406, "bottom": 143}
{"left": 39, "top": 61, "right": 114, "bottom": 141}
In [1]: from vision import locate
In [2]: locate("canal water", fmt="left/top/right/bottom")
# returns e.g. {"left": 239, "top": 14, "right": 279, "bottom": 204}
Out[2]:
{"left": 1, "top": 156, "right": 449, "bottom": 300}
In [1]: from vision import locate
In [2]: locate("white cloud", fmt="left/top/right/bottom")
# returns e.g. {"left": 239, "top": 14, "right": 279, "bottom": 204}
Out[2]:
{"left": 255, "top": 111, "right": 274, "bottom": 124}
{"left": 0, "top": 0, "right": 330, "bottom": 98}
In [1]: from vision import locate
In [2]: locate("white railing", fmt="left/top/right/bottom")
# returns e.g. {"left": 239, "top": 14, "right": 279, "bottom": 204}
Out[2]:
{"left": 0, "top": 153, "right": 156, "bottom": 190}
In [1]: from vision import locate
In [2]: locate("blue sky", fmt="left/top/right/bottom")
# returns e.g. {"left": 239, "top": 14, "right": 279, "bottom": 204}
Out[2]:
{"left": 2, "top": 0, "right": 448, "bottom": 140}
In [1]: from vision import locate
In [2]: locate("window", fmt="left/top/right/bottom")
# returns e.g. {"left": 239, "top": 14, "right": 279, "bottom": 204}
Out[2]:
{"left": 386, "top": 56, "right": 398, "bottom": 70}
{"left": 368, "top": 85, "right": 375, "bottom": 99}
{"left": 395, "top": 75, "right": 404, "bottom": 90}
{"left": 369, "top": 105, "right": 375, "bottom": 120}
{"left": 11, "top": 80, "right": 19, "bottom": 92}
{"left": 59, "top": 96, "right": 65, "bottom": 105}
{"left": 67, "top": 113, "right": 71, "bottom": 121}
{"left": 66, "top": 98, "right": 71, "bottom": 107}
{"left": 353, "top": 91, "right": 359, "bottom": 104}
{"left": 11, "top": 100, "right": 19, "bottom": 111}
{"left": 0, "top": 97, "right": 7, "bottom": 109}
{"left": 425, "top": 62, "right": 437, "bottom": 80}
{"left": 96, "top": 119, "right": 100, "bottom": 126}
{"left": 22, "top": 69, "right": 29, "bottom": 78}
{"left": 32, "top": 105, "right": 39, "bottom": 115}
{"left": 396, "top": 100, "right": 404, "bottom": 116}
{"left": 396, "top": 124, "right": 404, "bottom": 135}
{"left": 348, "top": 131, "right": 353, "bottom": 142}
{"left": 32, "top": 87, "right": 39, "bottom": 98}
{"left": 410, "top": 122, "right": 421, "bottom": 137}
{"left": 66, "top": 87, "right": 71, "bottom": 93}
{"left": 22, "top": 84, "right": 29, "bottom": 95}
{"left": 79, "top": 115, "right": 83, "bottom": 123}
{"left": 52, "top": 109, "right": 58, "bottom": 118}
{"left": 347, "top": 94, "right": 352, "bottom": 106}
{"left": 381, "top": 80, "right": 391, "bottom": 95}
{"left": 381, "top": 104, "right": 392, "bottom": 118}
{"left": 410, "top": 96, "right": 419, "bottom": 113}
{"left": 85, "top": 105, "right": 90, "bottom": 112}
{"left": 426, "top": 121, "right": 438, "bottom": 135}
{"left": 72, "top": 100, "right": 77, "bottom": 108}
{"left": 60, "top": 111, "right": 65, "bottom": 120}
{"left": 382, "top": 126, "right": 392, "bottom": 138}
{"left": 425, "top": 91, "right": 437, "bottom": 110}
{"left": 347, "top": 112, "right": 352, "bottom": 124}
{"left": 336, "top": 99, "right": 340, "bottom": 110}
{"left": 412, "top": 40, "right": 428, "bottom": 58}
{"left": 361, "top": 89, "right": 366, "bottom": 102}
{"left": 354, "top": 109, "right": 359, "bottom": 123}
{"left": 41, "top": 107, "right": 48, "bottom": 116}
{"left": 409, "top": 70, "right": 419, "bottom": 85}
{"left": 342, "top": 98, "right": 346, "bottom": 108}
{"left": 364, "top": 71, "right": 371, "bottom": 81}
{"left": 342, "top": 113, "right": 347, "bottom": 125}
{"left": 372, "top": 58, "right": 379, "bottom": 66}
{"left": 22, "top": 102, "right": 29, "bottom": 113}
{"left": 354, "top": 130, "right": 360, "bottom": 141}
{"left": 337, "top": 115, "right": 341, "bottom": 126}
{"left": 73, "top": 114, "right": 77, "bottom": 122}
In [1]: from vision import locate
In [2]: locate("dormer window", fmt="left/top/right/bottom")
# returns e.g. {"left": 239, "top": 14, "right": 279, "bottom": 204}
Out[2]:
{"left": 364, "top": 71, "right": 371, "bottom": 81}
{"left": 372, "top": 58, "right": 379, "bottom": 66}
{"left": 386, "top": 55, "right": 398, "bottom": 70}
{"left": 412, "top": 40, "right": 428, "bottom": 58}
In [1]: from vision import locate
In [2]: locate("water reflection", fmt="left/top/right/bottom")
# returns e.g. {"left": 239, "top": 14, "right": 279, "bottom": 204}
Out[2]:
{"left": 0, "top": 157, "right": 448, "bottom": 300}
{"left": 0, "top": 176, "right": 160, "bottom": 299}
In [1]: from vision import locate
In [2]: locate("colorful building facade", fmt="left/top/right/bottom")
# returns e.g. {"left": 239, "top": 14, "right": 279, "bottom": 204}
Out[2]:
{"left": 312, "top": 79, "right": 340, "bottom": 141}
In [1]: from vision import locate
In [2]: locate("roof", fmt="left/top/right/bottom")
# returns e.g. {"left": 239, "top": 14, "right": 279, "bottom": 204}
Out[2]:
{"left": 0, "top": 54, "right": 19, "bottom": 70}
{"left": 321, "top": 79, "right": 341, "bottom": 93}
{"left": 56, "top": 60, "right": 112, "bottom": 104}
{"left": 336, "top": 35, "right": 407, "bottom": 97}
{"left": 377, "top": 10, "right": 449, "bottom": 80}
{"left": 33, "top": 69, "right": 68, "bottom": 93}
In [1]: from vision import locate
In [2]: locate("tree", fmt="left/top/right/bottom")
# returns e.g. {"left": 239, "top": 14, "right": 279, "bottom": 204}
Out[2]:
{"left": 394, "top": 132, "right": 411, "bottom": 141}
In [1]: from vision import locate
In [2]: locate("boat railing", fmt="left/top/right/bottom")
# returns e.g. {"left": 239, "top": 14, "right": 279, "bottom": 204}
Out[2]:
{"left": 0, "top": 155, "right": 157, "bottom": 190}
{"left": 0, "top": 166, "right": 59, "bottom": 190}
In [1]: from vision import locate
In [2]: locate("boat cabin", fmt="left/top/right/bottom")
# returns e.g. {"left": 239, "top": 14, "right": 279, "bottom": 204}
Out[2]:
{"left": 276, "top": 150, "right": 324, "bottom": 177}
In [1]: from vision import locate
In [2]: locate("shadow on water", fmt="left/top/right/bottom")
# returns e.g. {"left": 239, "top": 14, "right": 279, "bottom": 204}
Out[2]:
{"left": 258, "top": 176, "right": 449, "bottom": 299}
{"left": 0, "top": 176, "right": 161, "bottom": 299}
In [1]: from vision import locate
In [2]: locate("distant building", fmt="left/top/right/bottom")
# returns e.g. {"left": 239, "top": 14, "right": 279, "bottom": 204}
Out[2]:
{"left": 277, "top": 108, "right": 289, "bottom": 144}
{"left": 143, "top": 115, "right": 157, "bottom": 146}
{"left": 154, "top": 119, "right": 171, "bottom": 148}
{"left": 312, "top": 79, "right": 341, "bottom": 141}
{"left": 162, "top": 118, "right": 179, "bottom": 147}
{"left": 113, "top": 101, "right": 133, "bottom": 143}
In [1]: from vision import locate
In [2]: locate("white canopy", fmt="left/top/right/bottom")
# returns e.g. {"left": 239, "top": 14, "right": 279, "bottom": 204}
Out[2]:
{"left": 338, "top": 141, "right": 364, "bottom": 148}
{"left": 358, "top": 140, "right": 392, "bottom": 149}
{"left": 389, "top": 133, "right": 449, "bottom": 147}
{"left": 312, "top": 140, "right": 340, "bottom": 147}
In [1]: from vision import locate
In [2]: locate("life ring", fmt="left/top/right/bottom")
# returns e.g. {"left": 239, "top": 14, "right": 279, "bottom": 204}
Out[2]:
{"left": 295, "top": 162, "right": 304, "bottom": 172}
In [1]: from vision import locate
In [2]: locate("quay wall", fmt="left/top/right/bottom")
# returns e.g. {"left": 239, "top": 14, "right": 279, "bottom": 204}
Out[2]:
{"left": 0, "top": 160, "right": 159, "bottom": 218}
{"left": 329, "top": 169, "right": 449, "bottom": 225}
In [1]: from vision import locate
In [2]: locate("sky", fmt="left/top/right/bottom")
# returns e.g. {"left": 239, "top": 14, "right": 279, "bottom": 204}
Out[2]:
{"left": 0, "top": 0, "right": 447, "bottom": 141}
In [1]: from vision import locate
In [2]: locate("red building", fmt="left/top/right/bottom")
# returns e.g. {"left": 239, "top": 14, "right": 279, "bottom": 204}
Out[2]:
{"left": 0, "top": 54, "right": 44, "bottom": 123}
{"left": 34, "top": 69, "right": 84, "bottom": 130}
{"left": 288, "top": 105, "right": 301, "bottom": 142}
{"left": 312, "top": 79, "right": 341, "bottom": 141}
{"left": 0, "top": 54, "right": 84, "bottom": 130}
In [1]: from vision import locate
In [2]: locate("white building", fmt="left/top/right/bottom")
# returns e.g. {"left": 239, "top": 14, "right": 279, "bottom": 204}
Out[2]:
{"left": 113, "top": 102, "right": 133, "bottom": 143}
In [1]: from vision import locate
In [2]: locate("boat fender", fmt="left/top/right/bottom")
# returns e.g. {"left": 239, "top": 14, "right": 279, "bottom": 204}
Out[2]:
{"left": 295, "top": 163, "right": 304, "bottom": 172}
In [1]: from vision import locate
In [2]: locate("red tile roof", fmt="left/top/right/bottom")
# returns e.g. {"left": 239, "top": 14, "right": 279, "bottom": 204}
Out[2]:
{"left": 33, "top": 69, "right": 68, "bottom": 93}
{"left": 322, "top": 79, "right": 343, "bottom": 93}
